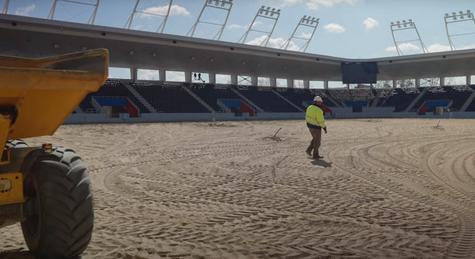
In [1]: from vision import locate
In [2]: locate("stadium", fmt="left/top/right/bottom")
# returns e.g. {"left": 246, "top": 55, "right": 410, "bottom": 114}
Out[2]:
{"left": 1, "top": 0, "right": 475, "bottom": 258}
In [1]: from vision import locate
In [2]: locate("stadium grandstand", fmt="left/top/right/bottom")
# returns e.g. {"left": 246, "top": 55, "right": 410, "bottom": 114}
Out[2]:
{"left": 3, "top": 2, "right": 475, "bottom": 259}
{"left": 1, "top": 1, "right": 475, "bottom": 123}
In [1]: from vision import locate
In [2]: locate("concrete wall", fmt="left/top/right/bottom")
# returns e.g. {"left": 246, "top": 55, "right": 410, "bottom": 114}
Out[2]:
{"left": 65, "top": 112, "right": 306, "bottom": 124}
{"left": 65, "top": 111, "right": 475, "bottom": 124}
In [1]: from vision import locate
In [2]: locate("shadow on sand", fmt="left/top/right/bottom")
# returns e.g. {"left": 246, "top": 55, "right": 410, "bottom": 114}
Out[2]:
{"left": 311, "top": 159, "right": 333, "bottom": 168}
{"left": 0, "top": 250, "right": 34, "bottom": 259}
{"left": 0, "top": 250, "right": 82, "bottom": 259}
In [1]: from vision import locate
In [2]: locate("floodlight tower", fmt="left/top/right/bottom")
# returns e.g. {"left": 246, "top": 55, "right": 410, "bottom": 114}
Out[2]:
{"left": 125, "top": 0, "right": 173, "bottom": 33}
{"left": 48, "top": 0, "right": 101, "bottom": 24}
{"left": 239, "top": 5, "right": 281, "bottom": 47}
{"left": 282, "top": 15, "right": 319, "bottom": 52}
{"left": 390, "top": 19, "right": 427, "bottom": 55}
{"left": 2, "top": 0, "right": 10, "bottom": 14}
{"left": 444, "top": 10, "right": 475, "bottom": 51}
{"left": 188, "top": 0, "right": 234, "bottom": 40}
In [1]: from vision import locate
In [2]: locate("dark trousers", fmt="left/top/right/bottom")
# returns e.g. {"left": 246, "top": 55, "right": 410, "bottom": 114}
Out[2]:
{"left": 306, "top": 128, "right": 322, "bottom": 158}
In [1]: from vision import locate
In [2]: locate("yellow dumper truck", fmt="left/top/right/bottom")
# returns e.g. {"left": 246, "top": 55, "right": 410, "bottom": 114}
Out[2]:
{"left": 0, "top": 49, "right": 108, "bottom": 258}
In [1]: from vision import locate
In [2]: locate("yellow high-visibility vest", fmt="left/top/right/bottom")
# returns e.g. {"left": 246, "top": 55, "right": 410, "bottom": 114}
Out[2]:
{"left": 306, "top": 104, "right": 326, "bottom": 128}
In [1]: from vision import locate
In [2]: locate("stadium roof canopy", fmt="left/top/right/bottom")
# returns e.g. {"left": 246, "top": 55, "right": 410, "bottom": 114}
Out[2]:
{"left": 1, "top": 14, "right": 474, "bottom": 81}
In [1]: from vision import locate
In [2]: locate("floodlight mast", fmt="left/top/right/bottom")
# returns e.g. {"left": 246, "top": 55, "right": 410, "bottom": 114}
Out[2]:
{"left": 2, "top": 0, "right": 9, "bottom": 14}
{"left": 187, "top": 0, "right": 234, "bottom": 40}
{"left": 125, "top": 0, "right": 173, "bottom": 33}
{"left": 48, "top": 0, "right": 101, "bottom": 24}
{"left": 282, "top": 15, "right": 319, "bottom": 52}
{"left": 390, "top": 19, "right": 427, "bottom": 56}
{"left": 239, "top": 5, "right": 281, "bottom": 47}
{"left": 444, "top": 10, "right": 475, "bottom": 51}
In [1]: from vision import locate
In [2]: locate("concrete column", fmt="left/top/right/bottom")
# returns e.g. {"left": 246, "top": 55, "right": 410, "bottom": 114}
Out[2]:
{"left": 270, "top": 77, "right": 277, "bottom": 87}
{"left": 185, "top": 70, "right": 192, "bottom": 83}
{"left": 287, "top": 79, "right": 294, "bottom": 88}
{"left": 304, "top": 80, "right": 310, "bottom": 89}
{"left": 392, "top": 80, "right": 397, "bottom": 88}
{"left": 251, "top": 76, "right": 258, "bottom": 86}
{"left": 324, "top": 80, "right": 329, "bottom": 90}
{"left": 440, "top": 77, "right": 445, "bottom": 86}
{"left": 415, "top": 78, "right": 420, "bottom": 88}
{"left": 159, "top": 69, "right": 166, "bottom": 82}
{"left": 467, "top": 75, "right": 471, "bottom": 85}
{"left": 131, "top": 67, "right": 138, "bottom": 81}
{"left": 231, "top": 74, "right": 238, "bottom": 85}
{"left": 209, "top": 73, "right": 216, "bottom": 84}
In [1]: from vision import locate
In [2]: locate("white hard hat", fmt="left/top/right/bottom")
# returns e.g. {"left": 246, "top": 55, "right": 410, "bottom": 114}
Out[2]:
{"left": 313, "top": 96, "right": 323, "bottom": 102}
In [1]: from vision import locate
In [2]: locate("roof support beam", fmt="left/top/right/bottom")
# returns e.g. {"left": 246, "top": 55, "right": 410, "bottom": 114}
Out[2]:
{"left": 125, "top": 0, "right": 173, "bottom": 33}
{"left": 239, "top": 5, "right": 280, "bottom": 47}
{"left": 2, "top": 0, "right": 9, "bottom": 14}
{"left": 188, "top": 0, "right": 233, "bottom": 40}
{"left": 48, "top": 0, "right": 100, "bottom": 24}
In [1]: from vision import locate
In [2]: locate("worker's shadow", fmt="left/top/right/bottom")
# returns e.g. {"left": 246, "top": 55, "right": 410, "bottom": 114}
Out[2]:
{"left": 311, "top": 159, "right": 332, "bottom": 168}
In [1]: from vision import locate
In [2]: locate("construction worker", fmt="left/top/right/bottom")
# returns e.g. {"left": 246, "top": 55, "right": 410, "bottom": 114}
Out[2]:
{"left": 305, "top": 96, "right": 327, "bottom": 159}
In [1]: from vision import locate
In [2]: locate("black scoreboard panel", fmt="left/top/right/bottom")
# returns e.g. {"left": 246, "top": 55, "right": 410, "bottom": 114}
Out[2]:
{"left": 341, "top": 62, "right": 379, "bottom": 84}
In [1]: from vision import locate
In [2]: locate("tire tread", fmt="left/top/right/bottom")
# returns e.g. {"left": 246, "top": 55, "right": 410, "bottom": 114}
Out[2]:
{"left": 21, "top": 147, "right": 93, "bottom": 258}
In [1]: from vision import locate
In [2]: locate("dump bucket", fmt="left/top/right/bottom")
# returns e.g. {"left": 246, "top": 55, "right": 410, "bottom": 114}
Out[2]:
{"left": 0, "top": 49, "right": 109, "bottom": 146}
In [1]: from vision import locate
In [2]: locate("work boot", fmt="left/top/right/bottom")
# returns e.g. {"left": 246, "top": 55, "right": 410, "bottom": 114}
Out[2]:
{"left": 313, "top": 151, "right": 323, "bottom": 160}
{"left": 306, "top": 148, "right": 312, "bottom": 156}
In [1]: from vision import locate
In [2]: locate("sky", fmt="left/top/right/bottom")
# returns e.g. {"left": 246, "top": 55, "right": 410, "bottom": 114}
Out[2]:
{"left": 3, "top": 0, "right": 475, "bottom": 59}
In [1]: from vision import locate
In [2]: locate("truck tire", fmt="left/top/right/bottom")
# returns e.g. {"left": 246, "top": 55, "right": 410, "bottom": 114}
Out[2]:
{"left": 21, "top": 147, "right": 94, "bottom": 259}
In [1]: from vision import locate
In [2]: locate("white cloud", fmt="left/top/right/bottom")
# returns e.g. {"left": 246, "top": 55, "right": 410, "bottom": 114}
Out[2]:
{"left": 246, "top": 35, "right": 271, "bottom": 46}
{"left": 227, "top": 21, "right": 262, "bottom": 30}
{"left": 385, "top": 43, "right": 475, "bottom": 53}
{"left": 246, "top": 35, "right": 300, "bottom": 51}
{"left": 363, "top": 17, "right": 378, "bottom": 30}
{"left": 324, "top": 23, "right": 345, "bottom": 33}
{"left": 300, "top": 32, "right": 313, "bottom": 39}
{"left": 385, "top": 43, "right": 420, "bottom": 53}
{"left": 228, "top": 24, "right": 246, "bottom": 30}
{"left": 457, "top": 44, "right": 475, "bottom": 50}
{"left": 386, "top": 43, "right": 475, "bottom": 54}
{"left": 15, "top": 4, "right": 36, "bottom": 16}
{"left": 275, "top": 0, "right": 357, "bottom": 10}
{"left": 141, "top": 4, "right": 190, "bottom": 17}
{"left": 427, "top": 43, "right": 451, "bottom": 52}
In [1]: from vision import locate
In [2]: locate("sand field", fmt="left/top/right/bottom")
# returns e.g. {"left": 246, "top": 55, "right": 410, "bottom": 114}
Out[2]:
{"left": 1, "top": 119, "right": 475, "bottom": 258}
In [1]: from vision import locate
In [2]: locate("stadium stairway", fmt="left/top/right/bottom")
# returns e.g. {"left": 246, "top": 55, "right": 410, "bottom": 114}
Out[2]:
{"left": 74, "top": 106, "right": 83, "bottom": 113}
{"left": 271, "top": 90, "right": 304, "bottom": 112}
{"left": 461, "top": 91, "right": 475, "bottom": 112}
{"left": 133, "top": 84, "right": 210, "bottom": 113}
{"left": 188, "top": 84, "right": 248, "bottom": 112}
{"left": 92, "top": 96, "right": 140, "bottom": 117}
{"left": 79, "top": 94, "right": 96, "bottom": 113}
{"left": 233, "top": 87, "right": 300, "bottom": 112}
{"left": 410, "top": 87, "right": 471, "bottom": 112}
{"left": 371, "top": 90, "right": 385, "bottom": 107}
{"left": 216, "top": 99, "right": 231, "bottom": 112}
{"left": 404, "top": 88, "right": 428, "bottom": 112}
{"left": 230, "top": 88, "right": 264, "bottom": 112}
{"left": 124, "top": 83, "right": 157, "bottom": 113}
{"left": 323, "top": 91, "right": 344, "bottom": 107}
{"left": 182, "top": 85, "right": 216, "bottom": 113}
{"left": 80, "top": 81, "right": 148, "bottom": 114}
{"left": 378, "top": 89, "right": 417, "bottom": 112}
